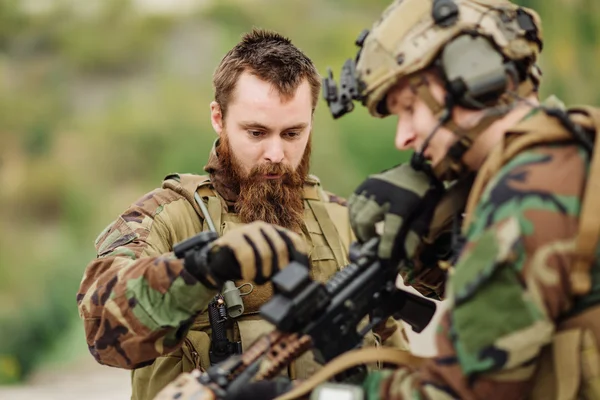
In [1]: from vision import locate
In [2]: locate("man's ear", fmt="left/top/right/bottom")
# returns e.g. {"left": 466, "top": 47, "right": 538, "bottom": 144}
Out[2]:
{"left": 210, "top": 101, "right": 223, "bottom": 135}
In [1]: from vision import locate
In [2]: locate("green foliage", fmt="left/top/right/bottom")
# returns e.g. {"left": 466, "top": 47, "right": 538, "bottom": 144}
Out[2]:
{"left": 0, "top": 0, "right": 26, "bottom": 52}
{"left": 0, "top": 0, "right": 174, "bottom": 73}
{"left": 336, "top": 108, "right": 412, "bottom": 176}
{"left": 0, "top": 0, "right": 598, "bottom": 382}
{"left": 0, "top": 260, "right": 85, "bottom": 383}
{"left": 56, "top": 6, "right": 174, "bottom": 74}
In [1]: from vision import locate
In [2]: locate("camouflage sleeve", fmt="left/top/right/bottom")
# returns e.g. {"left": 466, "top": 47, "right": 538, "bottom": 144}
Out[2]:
{"left": 363, "top": 144, "right": 587, "bottom": 399}
{"left": 76, "top": 188, "right": 217, "bottom": 369}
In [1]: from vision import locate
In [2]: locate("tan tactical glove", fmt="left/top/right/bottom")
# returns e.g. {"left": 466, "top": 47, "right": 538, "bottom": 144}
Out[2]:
{"left": 183, "top": 221, "right": 308, "bottom": 290}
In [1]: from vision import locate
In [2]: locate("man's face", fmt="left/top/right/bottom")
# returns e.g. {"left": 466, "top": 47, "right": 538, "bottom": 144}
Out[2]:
{"left": 385, "top": 74, "right": 457, "bottom": 167}
{"left": 210, "top": 71, "right": 313, "bottom": 232}
{"left": 211, "top": 71, "right": 313, "bottom": 178}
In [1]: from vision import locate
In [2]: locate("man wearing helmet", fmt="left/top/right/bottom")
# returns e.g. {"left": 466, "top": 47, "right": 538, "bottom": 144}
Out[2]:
{"left": 320, "top": 0, "right": 600, "bottom": 399}
{"left": 151, "top": 0, "right": 600, "bottom": 398}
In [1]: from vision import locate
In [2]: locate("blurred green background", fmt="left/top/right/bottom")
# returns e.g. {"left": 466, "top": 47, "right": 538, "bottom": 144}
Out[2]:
{"left": 0, "top": 0, "right": 598, "bottom": 386}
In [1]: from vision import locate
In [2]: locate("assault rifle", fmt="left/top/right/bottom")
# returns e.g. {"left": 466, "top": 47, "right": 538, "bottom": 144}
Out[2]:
{"left": 157, "top": 239, "right": 436, "bottom": 400}
{"left": 157, "top": 179, "right": 471, "bottom": 400}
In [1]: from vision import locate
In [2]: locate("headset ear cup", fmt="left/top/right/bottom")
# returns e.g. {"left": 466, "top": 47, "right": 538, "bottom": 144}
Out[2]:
{"left": 440, "top": 35, "right": 509, "bottom": 110}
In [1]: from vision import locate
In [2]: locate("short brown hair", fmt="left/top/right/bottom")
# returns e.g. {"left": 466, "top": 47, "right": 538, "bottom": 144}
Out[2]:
{"left": 213, "top": 28, "right": 321, "bottom": 119}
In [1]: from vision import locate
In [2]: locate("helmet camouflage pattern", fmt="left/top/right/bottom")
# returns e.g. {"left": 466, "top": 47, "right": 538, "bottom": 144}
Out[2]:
{"left": 355, "top": 0, "right": 543, "bottom": 117}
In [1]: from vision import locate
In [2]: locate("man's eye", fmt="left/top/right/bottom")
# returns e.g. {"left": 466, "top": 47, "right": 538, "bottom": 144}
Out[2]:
{"left": 248, "top": 130, "right": 262, "bottom": 137}
{"left": 284, "top": 131, "right": 299, "bottom": 138}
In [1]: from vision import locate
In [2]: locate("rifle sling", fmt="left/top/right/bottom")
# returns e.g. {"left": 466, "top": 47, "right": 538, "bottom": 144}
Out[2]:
{"left": 274, "top": 348, "right": 424, "bottom": 400}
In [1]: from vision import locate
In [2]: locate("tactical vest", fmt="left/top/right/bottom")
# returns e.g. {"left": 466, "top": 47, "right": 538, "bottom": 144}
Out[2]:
{"left": 464, "top": 106, "right": 600, "bottom": 400}
{"left": 130, "top": 173, "right": 358, "bottom": 400}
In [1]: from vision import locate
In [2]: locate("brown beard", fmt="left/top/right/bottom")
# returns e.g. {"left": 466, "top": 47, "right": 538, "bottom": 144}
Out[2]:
{"left": 217, "top": 132, "right": 311, "bottom": 233}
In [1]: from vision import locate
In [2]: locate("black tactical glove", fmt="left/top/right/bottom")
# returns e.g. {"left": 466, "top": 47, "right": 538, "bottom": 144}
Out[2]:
{"left": 182, "top": 221, "right": 309, "bottom": 290}
{"left": 348, "top": 163, "right": 444, "bottom": 267}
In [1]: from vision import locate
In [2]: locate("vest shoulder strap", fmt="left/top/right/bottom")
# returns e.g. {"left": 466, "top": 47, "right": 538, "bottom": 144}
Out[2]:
{"left": 570, "top": 107, "right": 600, "bottom": 294}
{"left": 303, "top": 175, "right": 352, "bottom": 264}
{"left": 303, "top": 174, "right": 325, "bottom": 201}
{"left": 162, "top": 173, "right": 220, "bottom": 229}
{"left": 321, "top": 190, "right": 354, "bottom": 251}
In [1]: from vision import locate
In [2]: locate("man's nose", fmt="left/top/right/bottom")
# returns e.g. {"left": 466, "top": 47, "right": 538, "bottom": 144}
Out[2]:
{"left": 395, "top": 119, "right": 416, "bottom": 151}
{"left": 263, "top": 137, "right": 284, "bottom": 164}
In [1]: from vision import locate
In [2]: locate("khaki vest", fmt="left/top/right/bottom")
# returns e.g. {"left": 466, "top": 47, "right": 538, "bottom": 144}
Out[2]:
{"left": 131, "top": 173, "right": 359, "bottom": 400}
{"left": 464, "top": 106, "right": 600, "bottom": 400}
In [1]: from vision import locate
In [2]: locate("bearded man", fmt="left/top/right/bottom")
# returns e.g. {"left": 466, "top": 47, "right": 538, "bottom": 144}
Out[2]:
{"left": 76, "top": 29, "right": 401, "bottom": 400}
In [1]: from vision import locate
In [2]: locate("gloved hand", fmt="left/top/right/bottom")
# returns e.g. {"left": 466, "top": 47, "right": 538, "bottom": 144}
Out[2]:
{"left": 225, "top": 377, "right": 293, "bottom": 400}
{"left": 183, "top": 221, "right": 309, "bottom": 290}
{"left": 348, "top": 163, "right": 444, "bottom": 266}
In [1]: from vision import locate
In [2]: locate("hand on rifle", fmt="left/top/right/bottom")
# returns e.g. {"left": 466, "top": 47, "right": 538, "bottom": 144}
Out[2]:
{"left": 348, "top": 163, "right": 444, "bottom": 267}
{"left": 182, "top": 221, "right": 309, "bottom": 290}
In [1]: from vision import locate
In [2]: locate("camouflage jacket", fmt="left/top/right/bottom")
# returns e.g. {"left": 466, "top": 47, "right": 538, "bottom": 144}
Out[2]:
{"left": 363, "top": 139, "right": 600, "bottom": 397}
{"left": 75, "top": 173, "right": 358, "bottom": 370}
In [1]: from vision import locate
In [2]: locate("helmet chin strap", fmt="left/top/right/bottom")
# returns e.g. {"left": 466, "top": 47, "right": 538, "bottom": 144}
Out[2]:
{"left": 432, "top": 111, "right": 505, "bottom": 181}
{"left": 410, "top": 95, "right": 453, "bottom": 177}
{"left": 407, "top": 75, "right": 453, "bottom": 182}
{"left": 407, "top": 74, "right": 534, "bottom": 182}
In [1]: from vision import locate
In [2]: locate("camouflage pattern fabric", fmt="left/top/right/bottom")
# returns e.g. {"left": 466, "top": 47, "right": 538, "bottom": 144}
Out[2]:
{"left": 363, "top": 141, "right": 600, "bottom": 399}
{"left": 76, "top": 187, "right": 216, "bottom": 369}
{"left": 76, "top": 173, "right": 403, "bottom": 372}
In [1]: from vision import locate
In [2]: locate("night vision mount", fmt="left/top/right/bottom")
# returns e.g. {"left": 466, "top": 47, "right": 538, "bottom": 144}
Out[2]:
{"left": 322, "top": 29, "right": 369, "bottom": 119}
{"left": 322, "top": 60, "right": 363, "bottom": 119}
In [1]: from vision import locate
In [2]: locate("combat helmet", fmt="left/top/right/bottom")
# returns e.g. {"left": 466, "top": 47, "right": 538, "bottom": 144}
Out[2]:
{"left": 324, "top": 0, "right": 543, "bottom": 180}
